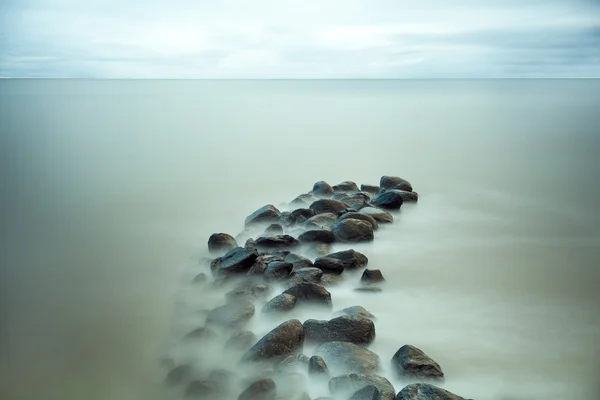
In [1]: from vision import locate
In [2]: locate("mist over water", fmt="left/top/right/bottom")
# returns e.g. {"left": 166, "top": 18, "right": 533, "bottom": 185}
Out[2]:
{"left": 1, "top": 79, "right": 599, "bottom": 400}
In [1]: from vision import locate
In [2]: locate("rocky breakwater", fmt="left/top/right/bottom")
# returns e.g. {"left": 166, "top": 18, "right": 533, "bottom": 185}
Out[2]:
{"left": 161, "top": 176, "right": 473, "bottom": 400}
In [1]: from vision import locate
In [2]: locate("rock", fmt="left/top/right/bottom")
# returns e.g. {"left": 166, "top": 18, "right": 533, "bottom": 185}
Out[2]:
{"left": 206, "top": 300, "right": 255, "bottom": 329}
{"left": 332, "top": 181, "right": 360, "bottom": 192}
{"left": 340, "top": 194, "right": 368, "bottom": 210}
{"left": 333, "top": 219, "right": 374, "bottom": 242}
{"left": 298, "top": 229, "right": 335, "bottom": 244}
{"left": 165, "top": 364, "right": 192, "bottom": 386}
{"left": 185, "top": 380, "right": 219, "bottom": 398}
{"left": 354, "top": 287, "right": 383, "bottom": 293}
{"left": 339, "top": 306, "right": 376, "bottom": 320}
{"left": 330, "top": 374, "right": 395, "bottom": 400}
{"left": 312, "top": 181, "right": 335, "bottom": 198}
{"left": 360, "top": 184, "right": 380, "bottom": 194}
{"left": 183, "top": 327, "right": 218, "bottom": 342}
{"left": 285, "top": 253, "right": 314, "bottom": 270}
{"left": 238, "top": 378, "right": 277, "bottom": 400}
{"left": 209, "top": 369, "right": 235, "bottom": 393}
{"left": 225, "top": 282, "right": 271, "bottom": 302}
{"left": 255, "top": 235, "right": 300, "bottom": 250}
{"left": 208, "top": 233, "right": 238, "bottom": 255}
{"left": 240, "top": 319, "right": 305, "bottom": 364}
{"left": 308, "top": 355, "right": 330, "bottom": 378}
{"left": 281, "top": 208, "right": 316, "bottom": 227}
{"left": 371, "top": 191, "right": 404, "bottom": 210}
{"left": 351, "top": 385, "right": 386, "bottom": 400}
{"left": 264, "top": 261, "right": 293, "bottom": 281}
{"left": 303, "top": 316, "right": 375, "bottom": 345}
{"left": 359, "top": 207, "right": 394, "bottom": 223}
{"left": 284, "top": 283, "right": 332, "bottom": 308}
{"left": 306, "top": 243, "right": 333, "bottom": 258}
{"left": 314, "top": 257, "right": 345, "bottom": 274}
{"left": 291, "top": 267, "right": 323, "bottom": 284}
{"left": 214, "top": 247, "right": 259, "bottom": 276}
{"left": 245, "top": 238, "right": 256, "bottom": 249}
{"left": 395, "top": 383, "right": 466, "bottom": 400}
{"left": 309, "top": 199, "right": 350, "bottom": 215}
{"left": 265, "top": 224, "right": 284, "bottom": 235}
{"left": 325, "top": 249, "right": 368, "bottom": 270}
{"left": 392, "top": 181, "right": 413, "bottom": 192}
{"left": 393, "top": 190, "right": 418, "bottom": 202}
{"left": 247, "top": 255, "right": 270, "bottom": 276}
{"left": 320, "top": 273, "right": 344, "bottom": 287}
{"left": 361, "top": 269, "right": 385, "bottom": 284}
{"left": 192, "top": 273, "right": 208, "bottom": 284}
{"left": 338, "top": 212, "right": 379, "bottom": 230}
{"left": 380, "top": 176, "right": 413, "bottom": 192}
{"left": 245, "top": 205, "right": 282, "bottom": 227}
{"left": 275, "top": 355, "right": 301, "bottom": 373}
{"left": 262, "top": 293, "right": 297, "bottom": 313}
{"left": 290, "top": 194, "right": 318, "bottom": 208}
{"left": 304, "top": 213, "right": 338, "bottom": 229}
{"left": 391, "top": 345, "right": 444, "bottom": 381}
{"left": 225, "top": 331, "right": 258, "bottom": 353}
{"left": 314, "top": 342, "right": 381, "bottom": 375}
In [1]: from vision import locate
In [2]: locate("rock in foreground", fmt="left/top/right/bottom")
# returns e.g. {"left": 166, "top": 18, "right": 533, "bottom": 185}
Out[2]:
{"left": 240, "top": 319, "right": 305, "bottom": 364}
{"left": 310, "top": 199, "right": 350, "bottom": 215}
{"left": 304, "top": 315, "right": 375, "bottom": 345}
{"left": 391, "top": 345, "right": 444, "bottom": 381}
{"left": 284, "top": 282, "right": 332, "bottom": 308}
{"left": 333, "top": 219, "right": 374, "bottom": 242}
{"left": 325, "top": 249, "right": 369, "bottom": 270}
{"left": 238, "top": 378, "right": 277, "bottom": 400}
{"left": 262, "top": 293, "right": 297, "bottom": 313}
{"left": 208, "top": 233, "right": 238, "bottom": 254}
{"left": 314, "top": 341, "right": 381, "bottom": 375}
{"left": 395, "top": 383, "right": 467, "bottom": 400}
{"left": 213, "top": 247, "right": 259, "bottom": 276}
{"left": 380, "top": 176, "right": 413, "bottom": 192}
{"left": 330, "top": 374, "right": 395, "bottom": 400}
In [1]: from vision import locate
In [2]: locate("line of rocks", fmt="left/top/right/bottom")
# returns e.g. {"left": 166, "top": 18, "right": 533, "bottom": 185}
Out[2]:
{"left": 164, "top": 176, "right": 472, "bottom": 400}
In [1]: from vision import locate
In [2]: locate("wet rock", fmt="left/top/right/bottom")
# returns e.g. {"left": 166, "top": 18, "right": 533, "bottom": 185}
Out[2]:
{"left": 325, "top": 249, "right": 368, "bottom": 270}
{"left": 262, "top": 293, "right": 297, "bottom": 313}
{"left": 275, "top": 355, "right": 301, "bottom": 374}
{"left": 208, "top": 233, "right": 238, "bottom": 255}
{"left": 338, "top": 212, "right": 379, "bottom": 230}
{"left": 359, "top": 207, "right": 394, "bottom": 223}
{"left": 290, "top": 194, "right": 318, "bottom": 208}
{"left": 338, "top": 306, "right": 376, "bottom": 320}
{"left": 265, "top": 224, "right": 284, "bottom": 235}
{"left": 238, "top": 378, "right": 277, "bottom": 400}
{"left": 320, "top": 273, "right": 344, "bottom": 287}
{"left": 285, "top": 253, "right": 314, "bottom": 270}
{"left": 313, "top": 181, "right": 335, "bottom": 198}
{"left": 264, "top": 261, "right": 294, "bottom": 281}
{"left": 393, "top": 190, "right": 419, "bottom": 202}
{"left": 255, "top": 235, "right": 300, "bottom": 250}
{"left": 371, "top": 190, "right": 404, "bottom": 210}
{"left": 360, "top": 184, "right": 380, "bottom": 194}
{"left": 247, "top": 255, "right": 270, "bottom": 276}
{"left": 340, "top": 194, "right": 369, "bottom": 210}
{"left": 314, "top": 257, "right": 345, "bottom": 274}
{"left": 314, "top": 341, "right": 381, "bottom": 375}
{"left": 332, "top": 181, "right": 360, "bottom": 192}
{"left": 165, "top": 364, "right": 192, "bottom": 386}
{"left": 330, "top": 374, "right": 395, "bottom": 400}
{"left": 303, "top": 315, "right": 375, "bottom": 345}
{"left": 380, "top": 176, "right": 413, "bottom": 192}
{"left": 281, "top": 208, "right": 316, "bottom": 227}
{"left": 391, "top": 181, "right": 413, "bottom": 192}
{"left": 333, "top": 219, "right": 374, "bottom": 242}
{"left": 361, "top": 269, "right": 385, "bottom": 284}
{"left": 306, "top": 243, "right": 333, "bottom": 258}
{"left": 391, "top": 345, "right": 444, "bottom": 381}
{"left": 225, "top": 282, "right": 271, "bottom": 302}
{"left": 351, "top": 385, "right": 386, "bottom": 400}
{"left": 225, "top": 331, "right": 258, "bottom": 354}
{"left": 304, "top": 213, "right": 339, "bottom": 229}
{"left": 240, "top": 319, "right": 305, "bottom": 364}
{"left": 284, "top": 282, "right": 332, "bottom": 308}
{"left": 290, "top": 267, "right": 323, "bottom": 284}
{"left": 310, "top": 199, "right": 350, "bottom": 215}
{"left": 245, "top": 205, "right": 282, "bottom": 227}
{"left": 308, "top": 355, "right": 330, "bottom": 378}
{"left": 192, "top": 273, "right": 208, "bottom": 284}
{"left": 245, "top": 238, "right": 256, "bottom": 249}
{"left": 214, "top": 247, "right": 259, "bottom": 276}
{"left": 184, "top": 380, "right": 219, "bottom": 398}
{"left": 395, "top": 383, "right": 467, "bottom": 400}
{"left": 298, "top": 229, "right": 335, "bottom": 244}
{"left": 206, "top": 300, "right": 255, "bottom": 329}
{"left": 183, "top": 327, "right": 218, "bottom": 342}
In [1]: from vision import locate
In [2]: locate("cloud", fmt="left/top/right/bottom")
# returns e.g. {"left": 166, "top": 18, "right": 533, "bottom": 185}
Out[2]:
{"left": 1, "top": 0, "right": 599, "bottom": 78}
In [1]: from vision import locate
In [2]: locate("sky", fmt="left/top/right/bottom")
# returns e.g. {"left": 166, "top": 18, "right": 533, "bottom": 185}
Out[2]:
{"left": 0, "top": 0, "right": 599, "bottom": 78}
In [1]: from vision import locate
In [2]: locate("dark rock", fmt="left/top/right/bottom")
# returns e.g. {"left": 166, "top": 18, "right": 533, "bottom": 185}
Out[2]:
{"left": 392, "top": 189, "right": 418, "bottom": 202}
{"left": 338, "top": 212, "right": 379, "bottom": 230}
{"left": 359, "top": 207, "right": 394, "bottom": 223}
{"left": 208, "top": 233, "right": 238, "bottom": 255}
{"left": 214, "top": 247, "right": 259, "bottom": 276}
{"left": 391, "top": 345, "right": 444, "bottom": 381}
{"left": 380, "top": 176, "right": 413, "bottom": 192}
{"left": 238, "top": 378, "right": 276, "bottom": 400}
{"left": 225, "top": 282, "right": 270, "bottom": 302}
{"left": 247, "top": 255, "right": 270, "bottom": 276}
{"left": 361, "top": 269, "right": 385, "bottom": 284}
{"left": 255, "top": 235, "right": 300, "bottom": 250}
{"left": 308, "top": 355, "right": 330, "bottom": 378}
{"left": 290, "top": 194, "right": 318, "bottom": 208}
{"left": 281, "top": 208, "right": 316, "bottom": 227}
{"left": 245, "top": 204, "right": 282, "bottom": 227}
{"left": 371, "top": 191, "right": 404, "bottom": 210}
{"left": 395, "top": 383, "right": 466, "bottom": 400}
{"left": 262, "top": 293, "right": 297, "bottom": 313}
{"left": 325, "top": 249, "right": 368, "bottom": 270}
{"left": 185, "top": 380, "right": 219, "bottom": 398}
{"left": 333, "top": 219, "right": 374, "bottom": 242}
{"left": 303, "top": 316, "right": 375, "bottom": 345}
{"left": 360, "top": 184, "right": 380, "bottom": 194}
{"left": 284, "top": 283, "right": 332, "bottom": 308}
{"left": 340, "top": 194, "right": 368, "bottom": 210}
{"left": 240, "top": 319, "right": 305, "bottom": 364}
{"left": 330, "top": 374, "right": 395, "bottom": 400}
{"left": 310, "top": 199, "right": 350, "bottom": 215}
{"left": 391, "top": 181, "right": 412, "bottom": 191}
{"left": 225, "top": 331, "right": 257, "bottom": 353}
{"left": 206, "top": 300, "right": 255, "bottom": 329}
{"left": 350, "top": 385, "right": 384, "bottom": 400}
{"left": 314, "top": 257, "right": 345, "bottom": 274}
{"left": 314, "top": 342, "right": 381, "bottom": 375}
{"left": 192, "top": 273, "right": 208, "bottom": 284}
{"left": 183, "top": 327, "right": 218, "bottom": 341}
{"left": 165, "top": 364, "right": 192, "bottom": 386}
{"left": 332, "top": 181, "right": 360, "bottom": 192}
{"left": 291, "top": 267, "right": 323, "bottom": 284}
{"left": 312, "top": 181, "right": 335, "bottom": 198}
{"left": 245, "top": 238, "right": 256, "bottom": 249}
{"left": 354, "top": 287, "right": 383, "bottom": 293}
{"left": 298, "top": 229, "right": 335, "bottom": 244}
{"left": 285, "top": 253, "right": 314, "bottom": 270}
{"left": 304, "top": 213, "right": 338, "bottom": 229}
{"left": 332, "top": 192, "right": 349, "bottom": 200}
{"left": 265, "top": 224, "right": 284, "bottom": 235}
{"left": 264, "top": 261, "right": 293, "bottom": 281}
{"left": 339, "top": 306, "right": 376, "bottom": 320}
{"left": 320, "top": 273, "right": 344, "bottom": 287}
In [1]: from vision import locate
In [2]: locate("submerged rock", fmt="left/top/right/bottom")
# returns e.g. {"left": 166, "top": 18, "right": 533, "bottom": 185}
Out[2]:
{"left": 165, "top": 364, "right": 192, "bottom": 386}
{"left": 338, "top": 212, "right": 379, "bottom": 230}
{"left": 225, "top": 331, "right": 258, "bottom": 353}
{"left": 208, "top": 233, "right": 238, "bottom": 255}
{"left": 238, "top": 378, "right": 277, "bottom": 400}
{"left": 281, "top": 208, "right": 316, "bottom": 227}
{"left": 391, "top": 345, "right": 444, "bottom": 381}
{"left": 264, "top": 223, "right": 284, "bottom": 235}
{"left": 314, "top": 341, "right": 381, "bottom": 375}
{"left": 264, "top": 261, "right": 293, "bottom": 281}
{"left": 333, "top": 219, "right": 374, "bottom": 242}
{"left": 299, "top": 229, "right": 335, "bottom": 244}
{"left": 395, "top": 383, "right": 466, "bottom": 400}
{"left": 303, "top": 315, "right": 375, "bottom": 345}
{"left": 213, "top": 247, "right": 259, "bottom": 276}
{"left": 290, "top": 267, "right": 323, "bottom": 285}
{"left": 380, "top": 176, "right": 413, "bottom": 192}
{"left": 392, "top": 181, "right": 413, "bottom": 192}
{"left": 255, "top": 235, "right": 300, "bottom": 250}
{"left": 240, "top": 319, "right": 305, "bottom": 364}
{"left": 225, "top": 281, "right": 270, "bottom": 302}
{"left": 185, "top": 380, "right": 219, "bottom": 398}
{"left": 284, "top": 282, "right": 332, "bottom": 308}
{"left": 329, "top": 374, "right": 395, "bottom": 400}
{"left": 350, "top": 385, "right": 385, "bottom": 400}
{"left": 206, "top": 300, "right": 255, "bottom": 329}
{"left": 308, "top": 355, "right": 331, "bottom": 378}
{"left": 310, "top": 199, "right": 350, "bottom": 215}
{"left": 290, "top": 193, "right": 318, "bottom": 208}
{"left": 340, "top": 194, "right": 369, "bottom": 210}
{"left": 337, "top": 305, "right": 376, "bottom": 320}
{"left": 361, "top": 269, "right": 385, "bottom": 284}
{"left": 359, "top": 207, "right": 394, "bottom": 223}
{"left": 325, "top": 249, "right": 369, "bottom": 270}
{"left": 304, "top": 213, "right": 338, "bottom": 229}
{"left": 245, "top": 205, "right": 282, "bottom": 227}
{"left": 314, "top": 257, "right": 345, "bottom": 274}
{"left": 262, "top": 293, "right": 297, "bottom": 313}
{"left": 360, "top": 184, "right": 380, "bottom": 194}
{"left": 183, "top": 326, "right": 218, "bottom": 342}
{"left": 313, "top": 181, "right": 335, "bottom": 198}
{"left": 332, "top": 181, "right": 360, "bottom": 192}
{"left": 371, "top": 190, "right": 404, "bottom": 210}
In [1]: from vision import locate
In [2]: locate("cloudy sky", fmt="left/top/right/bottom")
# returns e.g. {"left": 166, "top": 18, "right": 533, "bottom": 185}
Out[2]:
{"left": 1, "top": 0, "right": 599, "bottom": 78}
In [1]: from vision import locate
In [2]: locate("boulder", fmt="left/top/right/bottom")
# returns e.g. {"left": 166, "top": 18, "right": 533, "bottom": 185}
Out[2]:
{"left": 332, "top": 181, "right": 360, "bottom": 192}
{"left": 304, "top": 213, "right": 338, "bottom": 229}
{"left": 314, "top": 341, "right": 381, "bottom": 375}
{"left": 306, "top": 243, "right": 333, "bottom": 258}
{"left": 281, "top": 208, "right": 316, "bottom": 227}
{"left": 264, "top": 261, "right": 293, "bottom": 281}
{"left": 238, "top": 378, "right": 276, "bottom": 400}
{"left": 393, "top": 189, "right": 418, "bottom": 202}
{"left": 338, "top": 212, "right": 379, "bottom": 230}
{"left": 325, "top": 249, "right": 368, "bottom": 270}
{"left": 246, "top": 255, "right": 270, "bottom": 276}
{"left": 213, "top": 247, "right": 259, "bottom": 276}
{"left": 285, "top": 253, "right": 314, "bottom": 270}
{"left": 391, "top": 181, "right": 413, "bottom": 192}
{"left": 240, "top": 319, "right": 305, "bottom": 364}
{"left": 371, "top": 190, "right": 404, "bottom": 210}
{"left": 284, "top": 283, "right": 332, "bottom": 308}
{"left": 209, "top": 369, "right": 236, "bottom": 394}
{"left": 350, "top": 385, "right": 385, "bottom": 400}
{"left": 330, "top": 374, "right": 395, "bottom": 400}
{"left": 340, "top": 194, "right": 369, "bottom": 210}
{"left": 225, "top": 282, "right": 270, "bottom": 302}
{"left": 303, "top": 315, "right": 375, "bottom": 345}
{"left": 264, "top": 224, "right": 284, "bottom": 235}
{"left": 298, "top": 229, "right": 335, "bottom": 244}
{"left": 359, "top": 207, "right": 394, "bottom": 223}
{"left": 185, "top": 380, "right": 219, "bottom": 398}
{"left": 308, "top": 355, "right": 330, "bottom": 378}
{"left": 314, "top": 257, "right": 345, "bottom": 274}
{"left": 391, "top": 345, "right": 444, "bottom": 381}
{"left": 225, "top": 331, "right": 257, "bottom": 353}
{"left": 262, "top": 293, "right": 297, "bottom": 313}
{"left": 206, "top": 300, "right": 255, "bottom": 329}
{"left": 290, "top": 267, "right": 323, "bottom": 284}
{"left": 312, "top": 181, "right": 335, "bottom": 198}
{"left": 361, "top": 269, "right": 385, "bottom": 284}
{"left": 255, "top": 235, "right": 300, "bottom": 250}
{"left": 290, "top": 194, "right": 318, "bottom": 208}
{"left": 338, "top": 306, "right": 376, "bottom": 320}
{"left": 360, "top": 184, "right": 380, "bottom": 194}
{"left": 208, "top": 233, "right": 238, "bottom": 255}
{"left": 245, "top": 205, "right": 282, "bottom": 227}
{"left": 165, "top": 364, "right": 192, "bottom": 386}
{"left": 333, "top": 219, "right": 374, "bottom": 242}
{"left": 380, "top": 176, "right": 413, "bottom": 192}
{"left": 309, "top": 199, "right": 350, "bottom": 215}
{"left": 395, "top": 383, "right": 466, "bottom": 400}
{"left": 320, "top": 273, "right": 344, "bottom": 287}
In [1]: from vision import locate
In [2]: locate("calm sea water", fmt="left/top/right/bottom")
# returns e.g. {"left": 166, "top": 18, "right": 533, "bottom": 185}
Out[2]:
{"left": 1, "top": 79, "right": 599, "bottom": 400}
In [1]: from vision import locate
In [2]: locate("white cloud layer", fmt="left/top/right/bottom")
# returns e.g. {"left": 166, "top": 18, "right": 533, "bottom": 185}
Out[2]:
{"left": 1, "top": 0, "right": 599, "bottom": 78}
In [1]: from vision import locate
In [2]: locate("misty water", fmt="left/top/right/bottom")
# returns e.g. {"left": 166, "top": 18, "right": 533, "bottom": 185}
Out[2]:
{"left": 1, "top": 79, "right": 600, "bottom": 400}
